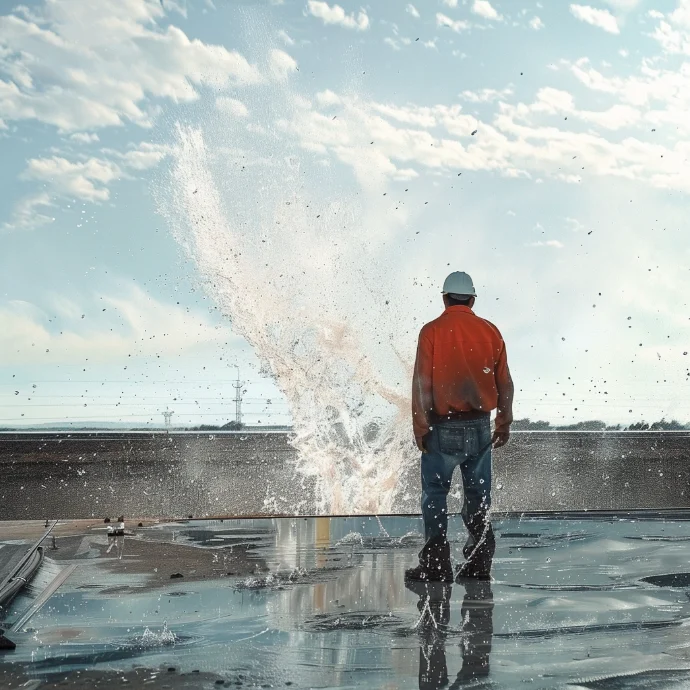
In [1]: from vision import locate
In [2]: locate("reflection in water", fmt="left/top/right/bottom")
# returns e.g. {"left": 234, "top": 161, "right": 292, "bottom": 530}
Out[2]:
{"left": 407, "top": 579, "right": 494, "bottom": 690}
{"left": 453, "top": 581, "right": 494, "bottom": 688}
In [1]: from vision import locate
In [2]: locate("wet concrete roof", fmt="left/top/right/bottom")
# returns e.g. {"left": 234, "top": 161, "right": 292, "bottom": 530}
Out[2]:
{"left": 3, "top": 514, "right": 690, "bottom": 689}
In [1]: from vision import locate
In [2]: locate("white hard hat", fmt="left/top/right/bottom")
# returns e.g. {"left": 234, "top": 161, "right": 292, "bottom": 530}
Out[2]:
{"left": 442, "top": 271, "right": 476, "bottom": 296}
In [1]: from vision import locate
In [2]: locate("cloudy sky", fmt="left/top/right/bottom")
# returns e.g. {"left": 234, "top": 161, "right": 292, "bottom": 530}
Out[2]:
{"left": 1, "top": 0, "right": 690, "bottom": 429}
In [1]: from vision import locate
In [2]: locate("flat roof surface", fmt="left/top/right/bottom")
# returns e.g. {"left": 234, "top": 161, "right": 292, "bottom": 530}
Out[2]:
{"left": 3, "top": 514, "right": 690, "bottom": 688}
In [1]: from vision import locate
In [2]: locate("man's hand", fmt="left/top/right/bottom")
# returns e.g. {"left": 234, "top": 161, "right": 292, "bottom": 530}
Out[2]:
{"left": 416, "top": 434, "right": 429, "bottom": 453}
{"left": 492, "top": 427, "right": 510, "bottom": 449}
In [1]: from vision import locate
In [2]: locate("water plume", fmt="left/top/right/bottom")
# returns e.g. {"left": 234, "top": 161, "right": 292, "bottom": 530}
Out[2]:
{"left": 158, "top": 99, "right": 419, "bottom": 514}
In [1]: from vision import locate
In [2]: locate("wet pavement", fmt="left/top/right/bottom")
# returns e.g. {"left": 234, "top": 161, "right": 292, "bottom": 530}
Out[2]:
{"left": 4, "top": 515, "right": 690, "bottom": 688}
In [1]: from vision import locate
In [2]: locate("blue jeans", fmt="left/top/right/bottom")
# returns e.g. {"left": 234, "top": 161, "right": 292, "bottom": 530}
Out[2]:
{"left": 421, "top": 417, "right": 493, "bottom": 541}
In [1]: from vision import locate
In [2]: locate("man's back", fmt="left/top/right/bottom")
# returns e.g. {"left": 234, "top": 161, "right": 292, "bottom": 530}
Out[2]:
{"left": 412, "top": 304, "right": 510, "bottom": 443}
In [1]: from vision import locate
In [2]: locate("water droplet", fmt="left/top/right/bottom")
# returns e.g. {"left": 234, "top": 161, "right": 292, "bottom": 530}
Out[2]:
{"left": 483, "top": 367, "right": 491, "bottom": 374}
{"left": 496, "top": 483, "right": 503, "bottom": 490}
{"left": 546, "top": 557, "right": 551, "bottom": 563}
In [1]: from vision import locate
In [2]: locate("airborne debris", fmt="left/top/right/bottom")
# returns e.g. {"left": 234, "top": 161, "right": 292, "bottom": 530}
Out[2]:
{"left": 471, "top": 129, "right": 478, "bottom": 136}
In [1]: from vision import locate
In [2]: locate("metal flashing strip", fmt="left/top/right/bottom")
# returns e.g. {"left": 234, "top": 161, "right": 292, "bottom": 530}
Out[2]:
{"left": 10, "top": 564, "right": 78, "bottom": 632}
{"left": 0, "top": 521, "right": 58, "bottom": 595}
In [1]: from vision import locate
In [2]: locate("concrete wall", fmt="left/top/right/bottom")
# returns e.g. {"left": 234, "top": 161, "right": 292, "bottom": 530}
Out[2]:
{"left": 1, "top": 431, "right": 689, "bottom": 519}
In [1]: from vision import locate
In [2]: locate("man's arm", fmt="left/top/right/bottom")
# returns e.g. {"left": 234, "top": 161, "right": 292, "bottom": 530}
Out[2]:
{"left": 493, "top": 341, "right": 514, "bottom": 449}
{"left": 412, "top": 331, "right": 434, "bottom": 451}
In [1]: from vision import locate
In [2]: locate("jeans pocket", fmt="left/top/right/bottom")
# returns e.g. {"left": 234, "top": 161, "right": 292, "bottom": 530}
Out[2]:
{"left": 437, "top": 426, "right": 466, "bottom": 455}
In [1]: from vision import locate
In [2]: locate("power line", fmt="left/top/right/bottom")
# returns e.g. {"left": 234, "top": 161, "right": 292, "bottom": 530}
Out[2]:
{"left": 0, "top": 412, "right": 290, "bottom": 421}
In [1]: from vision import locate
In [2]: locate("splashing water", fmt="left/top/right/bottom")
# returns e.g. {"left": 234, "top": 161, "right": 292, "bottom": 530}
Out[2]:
{"left": 137, "top": 622, "right": 176, "bottom": 647}
{"left": 336, "top": 532, "right": 365, "bottom": 547}
{"left": 159, "top": 88, "right": 420, "bottom": 514}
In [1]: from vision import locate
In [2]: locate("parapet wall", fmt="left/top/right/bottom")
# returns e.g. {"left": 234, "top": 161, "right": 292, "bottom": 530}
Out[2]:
{"left": 1, "top": 431, "right": 688, "bottom": 519}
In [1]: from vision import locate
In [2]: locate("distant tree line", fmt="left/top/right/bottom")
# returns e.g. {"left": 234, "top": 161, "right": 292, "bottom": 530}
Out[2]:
{"left": 185, "top": 421, "right": 245, "bottom": 431}
{"left": 512, "top": 418, "right": 689, "bottom": 431}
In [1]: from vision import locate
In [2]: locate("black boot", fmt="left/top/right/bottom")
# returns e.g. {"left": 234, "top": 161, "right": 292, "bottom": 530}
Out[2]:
{"left": 456, "top": 515, "right": 495, "bottom": 581}
{"left": 405, "top": 536, "right": 453, "bottom": 583}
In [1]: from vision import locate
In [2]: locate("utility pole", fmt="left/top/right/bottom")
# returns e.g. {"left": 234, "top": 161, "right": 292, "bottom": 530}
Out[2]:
{"left": 162, "top": 407, "right": 174, "bottom": 428}
{"left": 232, "top": 369, "right": 245, "bottom": 427}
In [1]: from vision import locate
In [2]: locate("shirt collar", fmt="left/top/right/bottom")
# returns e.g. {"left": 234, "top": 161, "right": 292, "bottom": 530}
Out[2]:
{"left": 444, "top": 305, "right": 474, "bottom": 315}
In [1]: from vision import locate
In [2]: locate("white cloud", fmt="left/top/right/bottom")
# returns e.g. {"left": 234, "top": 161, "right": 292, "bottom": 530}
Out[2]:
{"left": 539, "top": 87, "right": 575, "bottom": 112}
{"left": 527, "top": 240, "right": 565, "bottom": 248}
{"left": 650, "top": 20, "right": 690, "bottom": 55}
{"left": 406, "top": 4, "right": 420, "bottom": 18}
{"left": 441, "top": 0, "right": 459, "bottom": 7}
{"left": 306, "top": 1, "right": 370, "bottom": 30}
{"left": 648, "top": 9, "right": 664, "bottom": 19}
{"left": 602, "top": 0, "right": 642, "bottom": 10}
{"left": 436, "top": 13, "right": 470, "bottom": 31}
{"left": 472, "top": 0, "right": 501, "bottom": 20}
{"left": 670, "top": 0, "right": 690, "bottom": 28}
{"left": 0, "top": 284, "right": 237, "bottom": 365}
{"left": 460, "top": 87, "right": 514, "bottom": 103}
{"left": 161, "top": 0, "right": 187, "bottom": 17}
{"left": 6, "top": 142, "right": 169, "bottom": 229}
{"left": 21, "top": 156, "right": 121, "bottom": 202}
{"left": 279, "top": 85, "right": 690, "bottom": 196}
{"left": 570, "top": 4, "right": 620, "bottom": 33}
{"left": 384, "top": 37, "right": 401, "bottom": 50}
{"left": 268, "top": 49, "right": 298, "bottom": 80}
{"left": 529, "top": 16, "right": 545, "bottom": 30}
{"left": 2, "top": 193, "right": 54, "bottom": 231}
{"left": 216, "top": 97, "right": 249, "bottom": 117}
{"left": 0, "top": 0, "right": 264, "bottom": 133}
{"left": 278, "top": 29, "right": 295, "bottom": 46}
{"left": 569, "top": 58, "right": 690, "bottom": 121}
{"left": 423, "top": 39, "right": 438, "bottom": 49}
{"left": 111, "top": 142, "right": 170, "bottom": 170}
{"left": 578, "top": 103, "right": 641, "bottom": 129}
{"left": 315, "top": 90, "right": 343, "bottom": 107}
{"left": 69, "top": 132, "right": 100, "bottom": 144}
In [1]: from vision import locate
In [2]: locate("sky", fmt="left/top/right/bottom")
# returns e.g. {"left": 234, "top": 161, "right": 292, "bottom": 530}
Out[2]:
{"left": 1, "top": 0, "right": 690, "bottom": 428}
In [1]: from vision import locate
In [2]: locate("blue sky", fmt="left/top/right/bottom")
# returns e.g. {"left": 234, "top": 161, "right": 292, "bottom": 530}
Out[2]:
{"left": 1, "top": 0, "right": 690, "bottom": 428}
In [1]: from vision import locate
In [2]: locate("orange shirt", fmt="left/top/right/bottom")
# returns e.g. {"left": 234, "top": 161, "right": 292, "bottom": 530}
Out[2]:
{"left": 412, "top": 305, "right": 511, "bottom": 440}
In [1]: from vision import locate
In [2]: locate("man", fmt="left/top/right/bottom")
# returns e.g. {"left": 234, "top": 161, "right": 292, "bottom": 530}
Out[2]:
{"left": 406, "top": 271, "right": 514, "bottom": 582}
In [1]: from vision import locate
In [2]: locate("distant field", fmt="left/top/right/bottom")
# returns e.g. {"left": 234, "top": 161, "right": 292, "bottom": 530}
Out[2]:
{"left": 1, "top": 431, "right": 689, "bottom": 519}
